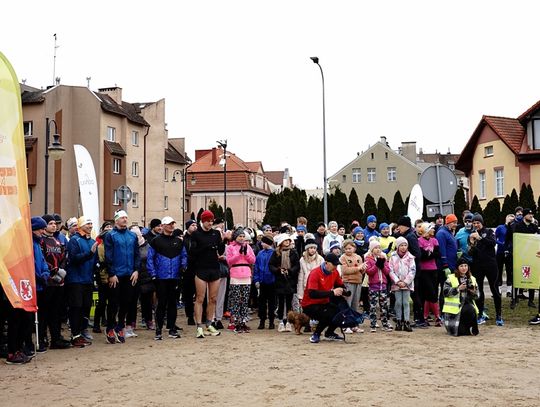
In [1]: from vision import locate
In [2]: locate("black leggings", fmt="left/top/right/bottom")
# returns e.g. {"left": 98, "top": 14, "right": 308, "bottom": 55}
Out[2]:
{"left": 258, "top": 283, "right": 276, "bottom": 322}
{"left": 182, "top": 269, "right": 196, "bottom": 319}
{"left": 107, "top": 276, "right": 135, "bottom": 331}
{"left": 419, "top": 269, "right": 438, "bottom": 303}
{"left": 155, "top": 279, "right": 179, "bottom": 330}
{"left": 277, "top": 293, "right": 293, "bottom": 322}
{"left": 94, "top": 283, "right": 108, "bottom": 328}
{"left": 473, "top": 264, "right": 501, "bottom": 318}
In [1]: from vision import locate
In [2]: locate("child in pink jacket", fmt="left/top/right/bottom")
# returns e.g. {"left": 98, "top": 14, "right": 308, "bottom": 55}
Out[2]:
{"left": 365, "top": 239, "right": 392, "bottom": 332}
{"left": 389, "top": 237, "right": 416, "bottom": 332}
{"left": 226, "top": 228, "right": 256, "bottom": 333}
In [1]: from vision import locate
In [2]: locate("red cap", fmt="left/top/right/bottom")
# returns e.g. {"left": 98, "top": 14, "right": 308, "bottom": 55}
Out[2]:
{"left": 201, "top": 210, "right": 215, "bottom": 222}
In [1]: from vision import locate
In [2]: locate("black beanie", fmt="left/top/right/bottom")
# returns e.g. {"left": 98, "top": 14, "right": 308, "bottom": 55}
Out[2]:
{"left": 150, "top": 218, "right": 161, "bottom": 229}
{"left": 42, "top": 214, "right": 55, "bottom": 225}
{"left": 261, "top": 236, "right": 274, "bottom": 246}
{"left": 397, "top": 215, "right": 412, "bottom": 228}
{"left": 472, "top": 213, "right": 484, "bottom": 224}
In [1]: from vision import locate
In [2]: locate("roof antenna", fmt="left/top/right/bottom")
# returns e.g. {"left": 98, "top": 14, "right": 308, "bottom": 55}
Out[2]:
{"left": 86, "top": 76, "right": 91, "bottom": 88}
{"left": 52, "top": 33, "right": 60, "bottom": 86}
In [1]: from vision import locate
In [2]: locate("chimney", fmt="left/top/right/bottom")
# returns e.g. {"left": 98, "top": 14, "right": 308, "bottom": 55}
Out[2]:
{"left": 211, "top": 148, "right": 218, "bottom": 166}
{"left": 400, "top": 141, "right": 417, "bottom": 163}
{"left": 283, "top": 168, "right": 289, "bottom": 188}
{"left": 98, "top": 86, "right": 123, "bottom": 104}
{"left": 380, "top": 136, "right": 387, "bottom": 145}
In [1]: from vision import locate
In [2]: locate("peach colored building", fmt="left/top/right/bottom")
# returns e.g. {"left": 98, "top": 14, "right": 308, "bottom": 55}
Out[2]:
{"left": 187, "top": 148, "right": 271, "bottom": 228}
{"left": 22, "top": 84, "right": 190, "bottom": 226}
{"left": 456, "top": 100, "right": 540, "bottom": 206}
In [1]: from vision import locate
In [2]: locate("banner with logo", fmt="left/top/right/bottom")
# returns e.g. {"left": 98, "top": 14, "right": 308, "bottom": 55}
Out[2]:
{"left": 513, "top": 233, "right": 540, "bottom": 289}
{"left": 0, "top": 52, "right": 37, "bottom": 311}
{"left": 74, "top": 144, "right": 100, "bottom": 237}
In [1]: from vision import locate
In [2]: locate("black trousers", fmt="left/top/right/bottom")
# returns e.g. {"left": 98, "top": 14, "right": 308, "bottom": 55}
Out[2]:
{"left": 140, "top": 289, "right": 154, "bottom": 324}
{"left": 7, "top": 304, "right": 32, "bottom": 354}
{"left": 37, "top": 287, "right": 62, "bottom": 343}
{"left": 182, "top": 269, "right": 196, "bottom": 319}
{"left": 458, "top": 303, "right": 479, "bottom": 336}
{"left": 303, "top": 297, "right": 345, "bottom": 335}
{"left": 67, "top": 284, "right": 93, "bottom": 337}
{"left": 107, "top": 276, "right": 135, "bottom": 331}
{"left": 411, "top": 272, "right": 424, "bottom": 321}
{"left": 473, "top": 264, "right": 501, "bottom": 318}
{"left": 94, "top": 282, "right": 108, "bottom": 328}
{"left": 155, "top": 279, "right": 179, "bottom": 331}
{"left": 257, "top": 283, "right": 276, "bottom": 322}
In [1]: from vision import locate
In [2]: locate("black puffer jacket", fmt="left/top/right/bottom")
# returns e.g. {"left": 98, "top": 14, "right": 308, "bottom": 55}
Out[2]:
{"left": 269, "top": 249, "right": 300, "bottom": 295}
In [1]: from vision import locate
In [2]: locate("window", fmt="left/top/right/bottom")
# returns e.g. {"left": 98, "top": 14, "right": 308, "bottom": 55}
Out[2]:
{"left": 28, "top": 187, "right": 33, "bottom": 203}
{"left": 164, "top": 196, "right": 169, "bottom": 210}
{"left": 113, "top": 158, "right": 121, "bottom": 174}
{"left": 164, "top": 167, "right": 169, "bottom": 182}
{"left": 132, "top": 161, "right": 139, "bottom": 177}
{"left": 495, "top": 168, "right": 504, "bottom": 197}
{"left": 385, "top": 152, "right": 388, "bottom": 160}
{"left": 107, "top": 126, "right": 116, "bottom": 142}
{"left": 484, "top": 145, "right": 493, "bottom": 157}
{"left": 23, "top": 121, "right": 33, "bottom": 136}
{"left": 371, "top": 153, "right": 374, "bottom": 160}
{"left": 352, "top": 168, "right": 361, "bottom": 183}
{"left": 479, "top": 171, "right": 486, "bottom": 199}
{"left": 533, "top": 120, "right": 540, "bottom": 149}
{"left": 131, "top": 130, "right": 139, "bottom": 146}
{"left": 387, "top": 167, "right": 397, "bottom": 182}
{"left": 367, "top": 168, "right": 376, "bottom": 183}
{"left": 342, "top": 174, "right": 347, "bottom": 183}
{"left": 132, "top": 192, "right": 139, "bottom": 208}
{"left": 113, "top": 189, "right": 120, "bottom": 205}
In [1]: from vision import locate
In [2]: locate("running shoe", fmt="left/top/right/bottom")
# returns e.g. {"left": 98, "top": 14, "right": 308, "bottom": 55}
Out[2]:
{"left": 344, "top": 328, "right": 354, "bottom": 334}
{"left": 435, "top": 318, "right": 442, "bottom": 327}
{"left": 125, "top": 327, "right": 138, "bottom": 338}
{"left": 106, "top": 329, "right": 117, "bottom": 344}
{"left": 370, "top": 327, "right": 377, "bottom": 333}
{"left": 81, "top": 330, "right": 93, "bottom": 341}
{"left": 168, "top": 329, "right": 180, "bottom": 339}
{"left": 71, "top": 335, "right": 89, "bottom": 348}
{"left": 213, "top": 320, "right": 225, "bottom": 330}
{"left": 309, "top": 333, "right": 320, "bottom": 343}
{"left": 477, "top": 316, "right": 486, "bottom": 325}
{"left": 284, "top": 322, "right": 292, "bottom": 332}
{"left": 278, "top": 322, "right": 286, "bottom": 332}
{"left": 115, "top": 328, "right": 125, "bottom": 343}
{"left": 496, "top": 316, "right": 504, "bottom": 326}
{"left": 205, "top": 325, "right": 221, "bottom": 336}
{"left": 382, "top": 325, "right": 393, "bottom": 332}
{"left": 154, "top": 330, "right": 163, "bottom": 340}
{"left": 5, "top": 352, "right": 29, "bottom": 365}
{"left": 529, "top": 315, "right": 540, "bottom": 325}
{"left": 196, "top": 327, "right": 205, "bottom": 339}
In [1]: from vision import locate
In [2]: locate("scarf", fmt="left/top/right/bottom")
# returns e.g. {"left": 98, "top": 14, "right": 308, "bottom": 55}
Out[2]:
{"left": 281, "top": 248, "right": 291, "bottom": 271}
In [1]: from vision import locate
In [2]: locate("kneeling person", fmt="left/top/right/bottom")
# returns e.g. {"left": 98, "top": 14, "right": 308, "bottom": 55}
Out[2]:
{"left": 301, "top": 253, "right": 348, "bottom": 343}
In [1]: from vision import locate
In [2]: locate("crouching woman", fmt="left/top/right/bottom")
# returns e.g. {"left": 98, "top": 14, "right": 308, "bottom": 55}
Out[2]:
{"left": 442, "top": 258, "right": 479, "bottom": 336}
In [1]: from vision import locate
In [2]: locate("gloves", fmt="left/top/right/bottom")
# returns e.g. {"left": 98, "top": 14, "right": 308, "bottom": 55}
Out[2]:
{"left": 57, "top": 268, "right": 67, "bottom": 279}
{"left": 375, "top": 257, "right": 386, "bottom": 269}
{"left": 443, "top": 268, "right": 451, "bottom": 277}
{"left": 240, "top": 244, "right": 248, "bottom": 255}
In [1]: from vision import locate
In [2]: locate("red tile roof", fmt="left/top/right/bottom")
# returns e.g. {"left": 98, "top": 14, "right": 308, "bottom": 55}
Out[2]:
{"left": 518, "top": 99, "right": 540, "bottom": 123}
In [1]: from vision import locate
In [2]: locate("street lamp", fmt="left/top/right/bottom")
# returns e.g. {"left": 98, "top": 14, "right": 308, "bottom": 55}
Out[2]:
{"left": 217, "top": 139, "right": 228, "bottom": 230}
{"left": 171, "top": 160, "right": 194, "bottom": 227}
{"left": 310, "top": 56, "right": 328, "bottom": 226}
{"left": 44, "top": 117, "right": 65, "bottom": 214}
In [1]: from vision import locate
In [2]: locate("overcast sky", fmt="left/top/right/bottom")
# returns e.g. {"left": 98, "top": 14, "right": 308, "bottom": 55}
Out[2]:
{"left": 4, "top": 1, "right": 540, "bottom": 189}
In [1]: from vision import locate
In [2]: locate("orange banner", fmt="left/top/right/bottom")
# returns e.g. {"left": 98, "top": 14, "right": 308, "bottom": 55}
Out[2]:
{"left": 0, "top": 52, "right": 37, "bottom": 312}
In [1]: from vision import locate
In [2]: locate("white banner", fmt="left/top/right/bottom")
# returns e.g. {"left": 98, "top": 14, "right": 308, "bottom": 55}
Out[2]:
{"left": 74, "top": 144, "right": 99, "bottom": 236}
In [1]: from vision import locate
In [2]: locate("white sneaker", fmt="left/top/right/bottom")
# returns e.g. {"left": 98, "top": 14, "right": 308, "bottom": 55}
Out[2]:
{"left": 278, "top": 322, "right": 286, "bottom": 332}
{"left": 124, "top": 327, "right": 138, "bottom": 338}
{"left": 344, "top": 328, "right": 354, "bottom": 334}
{"left": 285, "top": 322, "right": 292, "bottom": 332}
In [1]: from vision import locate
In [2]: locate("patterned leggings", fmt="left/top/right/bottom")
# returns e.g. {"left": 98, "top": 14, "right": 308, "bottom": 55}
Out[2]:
{"left": 228, "top": 284, "right": 251, "bottom": 324}
{"left": 369, "top": 289, "right": 389, "bottom": 328}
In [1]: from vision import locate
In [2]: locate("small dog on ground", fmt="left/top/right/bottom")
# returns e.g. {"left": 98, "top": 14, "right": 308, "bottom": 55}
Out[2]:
{"left": 287, "top": 311, "right": 310, "bottom": 335}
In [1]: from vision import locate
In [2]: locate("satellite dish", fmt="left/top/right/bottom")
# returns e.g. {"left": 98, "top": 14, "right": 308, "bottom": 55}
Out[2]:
{"left": 408, "top": 184, "right": 424, "bottom": 222}
{"left": 419, "top": 164, "right": 457, "bottom": 203}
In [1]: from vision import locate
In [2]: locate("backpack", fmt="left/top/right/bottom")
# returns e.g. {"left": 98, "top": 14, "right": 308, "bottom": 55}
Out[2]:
{"left": 332, "top": 301, "right": 365, "bottom": 330}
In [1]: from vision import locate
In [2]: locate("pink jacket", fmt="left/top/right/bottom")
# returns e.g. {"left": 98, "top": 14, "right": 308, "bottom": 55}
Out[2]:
{"left": 418, "top": 236, "right": 439, "bottom": 271}
{"left": 365, "top": 254, "right": 390, "bottom": 291}
{"left": 226, "top": 241, "right": 256, "bottom": 280}
{"left": 388, "top": 251, "right": 416, "bottom": 291}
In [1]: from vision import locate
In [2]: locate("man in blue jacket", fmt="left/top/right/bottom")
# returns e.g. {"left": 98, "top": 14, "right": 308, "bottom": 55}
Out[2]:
{"left": 104, "top": 210, "right": 140, "bottom": 344}
{"left": 66, "top": 216, "right": 98, "bottom": 347}
{"left": 147, "top": 216, "right": 187, "bottom": 340}
{"left": 253, "top": 235, "right": 276, "bottom": 329}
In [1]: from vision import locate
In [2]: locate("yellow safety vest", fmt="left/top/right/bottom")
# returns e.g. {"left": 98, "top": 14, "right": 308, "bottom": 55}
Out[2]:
{"left": 442, "top": 274, "right": 478, "bottom": 315}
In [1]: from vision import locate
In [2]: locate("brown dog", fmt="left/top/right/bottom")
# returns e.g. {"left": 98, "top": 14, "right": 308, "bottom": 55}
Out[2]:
{"left": 287, "top": 311, "right": 310, "bottom": 335}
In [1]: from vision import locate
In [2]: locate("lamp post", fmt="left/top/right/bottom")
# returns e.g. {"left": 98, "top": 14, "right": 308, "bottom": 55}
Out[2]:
{"left": 217, "top": 140, "right": 228, "bottom": 230}
{"left": 310, "top": 56, "right": 328, "bottom": 226}
{"left": 44, "top": 117, "right": 65, "bottom": 214}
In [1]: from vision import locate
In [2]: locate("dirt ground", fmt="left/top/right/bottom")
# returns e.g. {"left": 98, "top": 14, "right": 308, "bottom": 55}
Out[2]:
{"left": 1, "top": 315, "right": 539, "bottom": 407}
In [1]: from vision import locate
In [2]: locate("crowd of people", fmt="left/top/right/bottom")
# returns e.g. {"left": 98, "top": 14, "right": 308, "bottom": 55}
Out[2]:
{"left": 1, "top": 206, "right": 538, "bottom": 364}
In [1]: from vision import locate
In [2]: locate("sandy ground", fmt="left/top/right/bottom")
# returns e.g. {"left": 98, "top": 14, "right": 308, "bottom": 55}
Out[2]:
{"left": 1, "top": 315, "right": 540, "bottom": 407}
